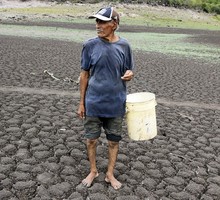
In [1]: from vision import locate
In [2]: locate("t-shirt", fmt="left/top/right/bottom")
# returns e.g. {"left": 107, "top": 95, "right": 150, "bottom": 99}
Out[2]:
{"left": 81, "top": 36, "right": 134, "bottom": 117}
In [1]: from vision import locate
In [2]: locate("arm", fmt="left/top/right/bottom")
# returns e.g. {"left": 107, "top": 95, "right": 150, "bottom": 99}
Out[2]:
{"left": 121, "top": 42, "right": 134, "bottom": 81}
{"left": 77, "top": 70, "right": 90, "bottom": 118}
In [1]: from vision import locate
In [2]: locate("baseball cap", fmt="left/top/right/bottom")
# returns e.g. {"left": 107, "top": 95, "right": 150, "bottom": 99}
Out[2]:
{"left": 89, "top": 7, "right": 120, "bottom": 25}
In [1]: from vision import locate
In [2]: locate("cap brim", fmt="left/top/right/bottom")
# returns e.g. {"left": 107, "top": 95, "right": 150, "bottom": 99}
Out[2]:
{"left": 88, "top": 14, "right": 111, "bottom": 21}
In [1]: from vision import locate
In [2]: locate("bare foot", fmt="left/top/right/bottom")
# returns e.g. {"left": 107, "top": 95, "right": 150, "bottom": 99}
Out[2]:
{"left": 82, "top": 172, "right": 99, "bottom": 187}
{"left": 105, "top": 175, "right": 122, "bottom": 190}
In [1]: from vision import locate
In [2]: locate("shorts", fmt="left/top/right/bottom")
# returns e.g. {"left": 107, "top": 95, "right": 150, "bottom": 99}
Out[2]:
{"left": 83, "top": 116, "right": 123, "bottom": 142}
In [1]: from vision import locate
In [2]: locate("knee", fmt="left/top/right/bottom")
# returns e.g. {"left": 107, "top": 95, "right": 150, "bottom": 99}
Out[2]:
{"left": 87, "top": 139, "right": 97, "bottom": 147}
{"left": 108, "top": 140, "right": 119, "bottom": 148}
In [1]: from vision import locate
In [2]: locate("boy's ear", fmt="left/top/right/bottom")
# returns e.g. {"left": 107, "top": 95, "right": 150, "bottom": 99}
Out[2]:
{"left": 112, "top": 21, "right": 117, "bottom": 29}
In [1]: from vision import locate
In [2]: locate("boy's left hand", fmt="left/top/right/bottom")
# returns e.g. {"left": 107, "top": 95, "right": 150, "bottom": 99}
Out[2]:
{"left": 121, "top": 70, "right": 134, "bottom": 81}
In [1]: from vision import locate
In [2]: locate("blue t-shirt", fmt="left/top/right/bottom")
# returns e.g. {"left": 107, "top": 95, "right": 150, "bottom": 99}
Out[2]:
{"left": 81, "top": 37, "right": 134, "bottom": 117}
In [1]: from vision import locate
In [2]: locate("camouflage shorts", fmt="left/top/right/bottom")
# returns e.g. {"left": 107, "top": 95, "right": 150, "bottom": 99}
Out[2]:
{"left": 83, "top": 117, "right": 123, "bottom": 142}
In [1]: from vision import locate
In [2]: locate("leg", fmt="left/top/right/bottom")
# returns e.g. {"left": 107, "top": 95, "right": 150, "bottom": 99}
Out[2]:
{"left": 105, "top": 140, "right": 122, "bottom": 190}
{"left": 82, "top": 138, "right": 99, "bottom": 187}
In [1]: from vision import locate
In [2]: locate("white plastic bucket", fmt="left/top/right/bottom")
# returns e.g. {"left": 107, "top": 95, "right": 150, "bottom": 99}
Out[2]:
{"left": 126, "top": 92, "right": 157, "bottom": 141}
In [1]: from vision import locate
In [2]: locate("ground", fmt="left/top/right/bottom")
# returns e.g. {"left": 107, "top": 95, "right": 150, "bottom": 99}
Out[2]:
{"left": 0, "top": 2, "right": 220, "bottom": 200}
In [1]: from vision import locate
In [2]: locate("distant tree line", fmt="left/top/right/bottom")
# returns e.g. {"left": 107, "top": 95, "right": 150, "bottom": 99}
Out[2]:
{"left": 29, "top": 0, "right": 220, "bottom": 14}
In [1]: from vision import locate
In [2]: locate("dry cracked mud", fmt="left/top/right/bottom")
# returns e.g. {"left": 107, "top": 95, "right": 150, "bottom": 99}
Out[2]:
{"left": 0, "top": 19, "right": 220, "bottom": 200}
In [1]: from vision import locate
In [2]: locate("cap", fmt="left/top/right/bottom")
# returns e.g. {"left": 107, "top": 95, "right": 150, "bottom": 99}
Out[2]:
{"left": 89, "top": 7, "right": 120, "bottom": 25}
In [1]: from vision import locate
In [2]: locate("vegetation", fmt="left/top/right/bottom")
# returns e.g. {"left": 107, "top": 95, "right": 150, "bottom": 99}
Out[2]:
{"left": 2, "top": 2, "right": 219, "bottom": 30}
{"left": 35, "top": 0, "right": 220, "bottom": 14}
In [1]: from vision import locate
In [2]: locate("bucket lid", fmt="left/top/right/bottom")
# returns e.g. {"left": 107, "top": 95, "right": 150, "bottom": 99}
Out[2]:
{"left": 126, "top": 92, "right": 155, "bottom": 103}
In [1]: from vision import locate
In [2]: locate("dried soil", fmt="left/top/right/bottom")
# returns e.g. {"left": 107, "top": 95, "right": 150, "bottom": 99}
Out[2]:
{"left": 0, "top": 17, "right": 220, "bottom": 200}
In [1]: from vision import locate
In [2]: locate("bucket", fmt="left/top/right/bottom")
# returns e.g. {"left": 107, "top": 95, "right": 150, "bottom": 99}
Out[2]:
{"left": 126, "top": 92, "right": 157, "bottom": 141}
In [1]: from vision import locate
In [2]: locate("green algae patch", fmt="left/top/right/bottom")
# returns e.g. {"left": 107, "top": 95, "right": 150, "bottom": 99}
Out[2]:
{"left": 0, "top": 24, "right": 219, "bottom": 62}
{"left": 0, "top": 24, "right": 95, "bottom": 42}
{"left": 120, "top": 32, "right": 220, "bottom": 60}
